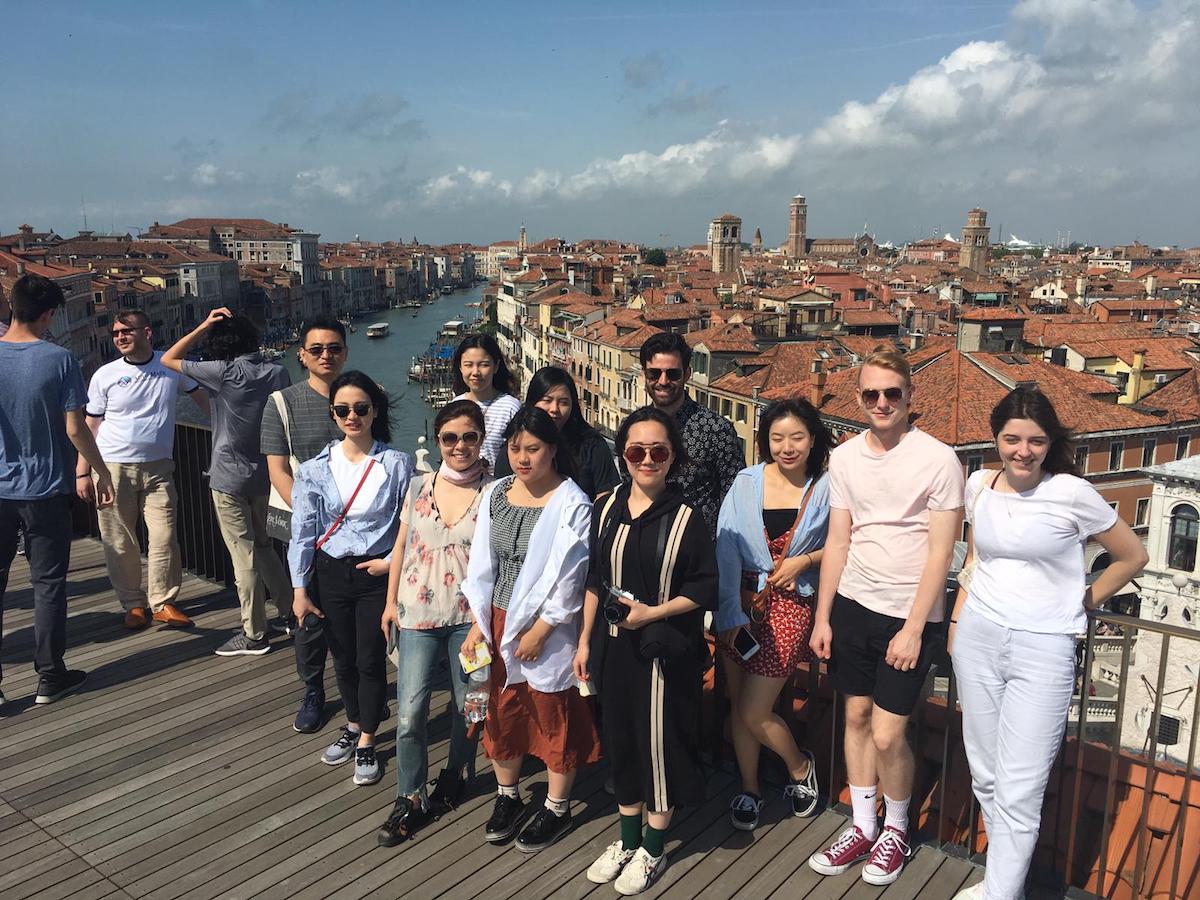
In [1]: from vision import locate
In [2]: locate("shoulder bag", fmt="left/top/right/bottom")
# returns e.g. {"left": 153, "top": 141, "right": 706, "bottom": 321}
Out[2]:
{"left": 266, "top": 390, "right": 301, "bottom": 542}
{"left": 740, "top": 479, "right": 815, "bottom": 626}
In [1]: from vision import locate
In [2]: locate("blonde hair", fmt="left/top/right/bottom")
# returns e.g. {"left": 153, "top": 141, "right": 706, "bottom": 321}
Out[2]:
{"left": 859, "top": 346, "right": 912, "bottom": 387}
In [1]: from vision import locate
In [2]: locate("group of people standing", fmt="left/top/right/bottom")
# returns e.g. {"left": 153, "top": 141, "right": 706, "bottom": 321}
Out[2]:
{"left": 0, "top": 272, "right": 1148, "bottom": 899}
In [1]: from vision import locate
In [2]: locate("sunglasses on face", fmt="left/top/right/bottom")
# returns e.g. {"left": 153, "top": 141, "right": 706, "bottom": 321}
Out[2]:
{"left": 860, "top": 387, "right": 905, "bottom": 405}
{"left": 624, "top": 444, "right": 671, "bottom": 464}
{"left": 331, "top": 402, "right": 373, "bottom": 418}
{"left": 645, "top": 367, "right": 684, "bottom": 383}
{"left": 438, "top": 430, "right": 481, "bottom": 448}
{"left": 111, "top": 327, "right": 144, "bottom": 337}
{"left": 305, "top": 343, "right": 344, "bottom": 357}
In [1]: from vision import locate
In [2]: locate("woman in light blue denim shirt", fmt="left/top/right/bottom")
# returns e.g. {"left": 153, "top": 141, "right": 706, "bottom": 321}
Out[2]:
{"left": 288, "top": 371, "right": 414, "bottom": 787}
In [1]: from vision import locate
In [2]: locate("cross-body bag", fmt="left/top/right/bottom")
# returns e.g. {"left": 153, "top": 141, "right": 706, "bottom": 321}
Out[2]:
{"left": 266, "top": 390, "right": 301, "bottom": 542}
{"left": 315, "top": 458, "right": 377, "bottom": 553}
{"left": 740, "top": 479, "right": 815, "bottom": 626}
{"left": 957, "top": 469, "right": 1002, "bottom": 593}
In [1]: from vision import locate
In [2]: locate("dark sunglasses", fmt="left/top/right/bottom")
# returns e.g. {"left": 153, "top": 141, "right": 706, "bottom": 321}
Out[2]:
{"left": 438, "top": 430, "right": 481, "bottom": 448}
{"left": 305, "top": 343, "right": 345, "bottom": 357}
{"left": 111, "top": 327, "right": 145, "bottom": 337}
{"left": 331, "top": 402, "right": 373, "bottom": 418}
{"left": 624, "top": 444, "right": 671, "bottom": 465}
{"left": 860, "top": 387, "right": 905, "bottom": 405}
{"left": 645, "top": 367, "right": 684, "bottom": 383}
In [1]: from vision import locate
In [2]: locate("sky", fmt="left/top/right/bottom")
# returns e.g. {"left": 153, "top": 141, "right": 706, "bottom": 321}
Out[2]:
{"left": 3, "top": 0, "right": 1198, "bottom": 249}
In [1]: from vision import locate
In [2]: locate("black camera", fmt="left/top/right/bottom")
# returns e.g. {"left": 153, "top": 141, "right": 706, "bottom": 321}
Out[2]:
{"left": 603, "top": 585, "right": 634, "bottom": 625}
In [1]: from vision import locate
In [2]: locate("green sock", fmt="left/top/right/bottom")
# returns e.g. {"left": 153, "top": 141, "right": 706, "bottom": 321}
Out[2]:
{"left": 620, "top": 813, "right": 642, "bottom": 851}
{"left": 642, "top": 824, "right": 667, "bottom": 858}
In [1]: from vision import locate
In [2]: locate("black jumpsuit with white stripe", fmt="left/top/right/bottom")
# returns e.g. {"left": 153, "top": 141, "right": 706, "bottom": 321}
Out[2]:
{"left": 586, "top": 485, "right": 718, "bottom": 812}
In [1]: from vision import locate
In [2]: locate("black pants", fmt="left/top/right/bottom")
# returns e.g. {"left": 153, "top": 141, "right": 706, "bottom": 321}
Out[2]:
{"left": 0, "top": 496, "right": 72, "bottom": 686}
{"left": 295, "top": 573, "right": 328, "bottom": 692}
{"left": 314, "top": 551, "right": 388, "bottom": 734}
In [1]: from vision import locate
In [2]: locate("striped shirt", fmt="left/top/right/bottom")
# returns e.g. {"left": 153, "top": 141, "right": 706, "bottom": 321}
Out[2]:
{"left": 454, "top": 391, "right": 521, "bottom": 471}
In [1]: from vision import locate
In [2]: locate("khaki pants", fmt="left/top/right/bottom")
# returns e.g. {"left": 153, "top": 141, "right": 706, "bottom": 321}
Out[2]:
{"left": 210, "top": 490, "right": 291, "bottom": 641}
{"left": 95, "top": 459, "right": 182, "bottom": 613}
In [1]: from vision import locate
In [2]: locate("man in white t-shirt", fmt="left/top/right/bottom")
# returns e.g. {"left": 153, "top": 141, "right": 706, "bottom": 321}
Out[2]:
{"left": 807, "top": 348, "right": 964, "bottom": 886}
{"left": 76, "top": 310, "right": 210, "bottom": 630}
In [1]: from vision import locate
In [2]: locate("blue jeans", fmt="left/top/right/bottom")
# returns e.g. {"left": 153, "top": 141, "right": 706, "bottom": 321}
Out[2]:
{"left": 395, "top": 623, "right": 476, "bottom": 800}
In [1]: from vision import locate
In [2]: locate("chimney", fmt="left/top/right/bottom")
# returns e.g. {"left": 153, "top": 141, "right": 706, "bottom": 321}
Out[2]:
{"left": 1129, "top": 347, "right": 1147, "bottom": 402}
{"left": 16, "top": 262, "right": 26, "bottom": 275}
{"left": 809, "top": 358, "right": 827, "bottom": 408}
{"left": 908, "top": 332, "right": 925, "bottom": 351}
{"left": 1146, "top": 274, "right": 1158, "bottom": 296}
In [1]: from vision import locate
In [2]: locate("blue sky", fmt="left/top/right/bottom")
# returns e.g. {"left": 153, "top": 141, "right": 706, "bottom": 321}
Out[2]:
{"left": 3, "top": 0, "right": 1197, "bottom": 247}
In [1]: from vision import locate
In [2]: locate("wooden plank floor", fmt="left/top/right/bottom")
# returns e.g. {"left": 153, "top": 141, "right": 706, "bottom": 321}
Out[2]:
{"left": 0, "top": 539, "right": 1034, "bottom": 900}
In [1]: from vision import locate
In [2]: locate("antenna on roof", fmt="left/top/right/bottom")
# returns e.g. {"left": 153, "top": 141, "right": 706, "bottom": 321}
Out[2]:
{"left": 80, "top": 194, "right": 88, "bottom": 231}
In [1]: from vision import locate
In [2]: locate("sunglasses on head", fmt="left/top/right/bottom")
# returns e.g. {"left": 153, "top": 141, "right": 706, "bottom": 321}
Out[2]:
{"left": 331, "top": 402, "right": 372, "bottom": 418}
{"left": 624, "top": 444, "right": 671, "bottom": 465}
{"left": 438, "top": 430, "right": 481, "bottom": 448}
{"left": 305, "top": 343, "right": 344, "bottom": 357}
{"left": 860, "top": 387, "right": 905, "bottom": 405}
{"left": 645, "top": 367, "right": 684, "bottom": 383}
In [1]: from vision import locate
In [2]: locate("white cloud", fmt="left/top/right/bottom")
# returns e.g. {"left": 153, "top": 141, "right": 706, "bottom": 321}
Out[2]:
{"left": 294, "top": 166, "right": 362, "bottom": 201}
{"left": 420, "top": 166, "right": 513, "bottom": 205}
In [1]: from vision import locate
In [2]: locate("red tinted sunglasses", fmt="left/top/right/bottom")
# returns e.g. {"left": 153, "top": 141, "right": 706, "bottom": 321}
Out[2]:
{"left": 624, "top": 444, "right": 671, "bottom": 464}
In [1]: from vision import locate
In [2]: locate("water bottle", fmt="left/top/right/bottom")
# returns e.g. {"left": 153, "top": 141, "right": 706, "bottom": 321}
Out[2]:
{"left": 464, "top": 664, "right": 490, "bottom": 728}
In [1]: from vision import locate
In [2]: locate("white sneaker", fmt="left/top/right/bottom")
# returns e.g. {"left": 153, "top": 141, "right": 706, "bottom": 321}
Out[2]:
{"left": 953, "top": 880, "right": 986, "bottom": 900}
{"left": 586, "top": 841, "right": 635, "bottom": 884}
{"left": 614, "top": 847, "right": 667, "bottom": 895}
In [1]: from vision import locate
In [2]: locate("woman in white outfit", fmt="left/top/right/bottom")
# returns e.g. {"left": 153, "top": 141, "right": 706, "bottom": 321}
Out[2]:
{"left": 949, "top": 386, "right": 1146, "bottom": 900}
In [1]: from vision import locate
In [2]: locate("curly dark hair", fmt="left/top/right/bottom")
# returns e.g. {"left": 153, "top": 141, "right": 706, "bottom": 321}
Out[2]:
{"left": 329, "top": 370, "right": 392, "bottom": 444}
{"left": 614, "top": 405, "right": 690, "bottom": 479}
{"left": 756, "top": 398, "right": 831, "bottom": 479}
{"left": 989, "top": 385, "right": 1078, "bottom": 476}
{"left": 204, "top": 313, "right": 260, "bottom": 360}
{"left": 638, "top": 331, "right": 692, "bottom": 369}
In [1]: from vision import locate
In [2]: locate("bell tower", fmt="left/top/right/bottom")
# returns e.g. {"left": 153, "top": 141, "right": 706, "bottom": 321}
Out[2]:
{"left": 960, "top": 208, "right": 990, "bottom": 275}
{"left": 707, "top": 214, "right": 742, "bottom": 274}
{"left": 787, "top": 195, "right": 808, "bottom": 258}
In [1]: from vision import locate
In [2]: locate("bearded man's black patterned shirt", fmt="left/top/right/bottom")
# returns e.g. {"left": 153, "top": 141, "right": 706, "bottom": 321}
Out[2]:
{"left": 669, "top": 396, "right": 743, "bottom": 534}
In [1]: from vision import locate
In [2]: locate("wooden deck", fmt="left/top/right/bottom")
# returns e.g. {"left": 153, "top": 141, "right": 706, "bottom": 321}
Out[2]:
{"left": 0, "top": 539, "right": 1004, "bottom": 900}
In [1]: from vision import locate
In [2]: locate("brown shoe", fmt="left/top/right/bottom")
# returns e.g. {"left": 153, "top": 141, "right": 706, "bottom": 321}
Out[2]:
{"left": 152, "top": 603, "right": 193, "bottom": 628}
{"left": 124, "top": 607, "right": 151, "bottom": 630}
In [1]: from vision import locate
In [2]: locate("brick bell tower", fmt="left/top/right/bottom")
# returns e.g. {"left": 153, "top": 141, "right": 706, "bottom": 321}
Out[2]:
{"left": 787, "top": 194, "right": 807, "bottom": 258}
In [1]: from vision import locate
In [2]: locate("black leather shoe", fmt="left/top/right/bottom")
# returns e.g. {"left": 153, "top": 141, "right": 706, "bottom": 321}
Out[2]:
{"left": 484, "top": 794, "right": 526, "bottom": 843}
{"left": 515, "top": 806, "right": 573, "bottom": 853}
{"left": 377, "top": 797, "right": 431, "bottom": 847}
{"left": 429, "top": 768, "right": 466, "bottom": 813}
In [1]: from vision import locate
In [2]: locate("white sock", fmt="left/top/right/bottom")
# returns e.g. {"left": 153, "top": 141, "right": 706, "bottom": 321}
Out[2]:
{"left": 497, "top": 782, "right": 520, "bottom": 800}
{"left": 545, "top": 795, "right": 569, "bottom": 816}
{"left": 884, "top": 794, "right": 910, "bottom": 833}
{"left": 849, "top": 784, "right": 879, "bottom": 839}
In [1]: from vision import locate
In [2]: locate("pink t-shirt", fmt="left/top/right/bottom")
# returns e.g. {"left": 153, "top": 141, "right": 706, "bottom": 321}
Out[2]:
{"left": 828, "top": 427, "right": 964, "bottom": 622}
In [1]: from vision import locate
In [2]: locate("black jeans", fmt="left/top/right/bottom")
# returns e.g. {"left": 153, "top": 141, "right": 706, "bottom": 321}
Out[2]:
{"left": 314, "top": 551, "right": 388, "bottom": 734}
{"left": 295, "top": 573, "right": 328, "bottom": 692}
{"left": 0, "top": 495, "right": 72, "bottom": 686}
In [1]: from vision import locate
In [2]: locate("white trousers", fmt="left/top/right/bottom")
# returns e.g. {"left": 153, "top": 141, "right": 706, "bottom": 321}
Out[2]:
{"left": 952, "top": 605, "right": 1076, "bottom": 900}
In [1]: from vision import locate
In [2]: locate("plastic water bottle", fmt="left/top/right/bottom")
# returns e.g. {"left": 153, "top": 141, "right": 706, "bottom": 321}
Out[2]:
{"left": 464, "top": 665, "right": 490, "bottom": 725}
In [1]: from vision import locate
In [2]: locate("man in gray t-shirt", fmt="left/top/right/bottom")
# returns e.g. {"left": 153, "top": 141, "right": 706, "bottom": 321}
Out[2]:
{"left": 261, "top": 315, "right": 348, "bottom": 733}
{"left": 163, "top": 308, "right": 292, "bottom": 658}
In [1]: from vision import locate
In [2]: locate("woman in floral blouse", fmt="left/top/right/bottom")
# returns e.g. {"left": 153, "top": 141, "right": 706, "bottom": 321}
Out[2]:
{"left": 376, "top": 399, "right": 493, "bottom": 846}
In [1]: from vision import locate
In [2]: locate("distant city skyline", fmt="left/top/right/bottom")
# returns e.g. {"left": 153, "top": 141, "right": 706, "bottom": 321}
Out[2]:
{"left": 3, "top": 0, "right": 1197, "bottom": 247}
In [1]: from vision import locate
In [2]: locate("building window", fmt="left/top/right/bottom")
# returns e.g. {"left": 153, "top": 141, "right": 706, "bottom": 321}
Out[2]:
{"left": 1108, "top": 441, "right": 1124, "bottom": 472}
{"left": 1136, "top": 497, "right": 1150, "bottom": 527}
{"left": 966, "top": 455, "right": 982, "bottom": 476}
{"left": 1179, "top": 435, "right": 1191, "bottom": 460}
{"left": 721, "top": 398, "right": 732, "bottom": 417}
{"left": 1142, "top": 438, "right": 1157, "bottom": 467}
{"left": 1168, "top": 504, "right": 1199, "bottom": 571}
{"left": 736, "top": 403, "right": 747, "bottom": 423}
{"left": 1076, "top": 445, "right": 1089, "bottom": 473}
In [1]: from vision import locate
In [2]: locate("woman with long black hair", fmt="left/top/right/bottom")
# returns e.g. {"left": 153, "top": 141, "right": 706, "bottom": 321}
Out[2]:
{"left": 450, "top": 333, "right": 520, "bottom": 472}
{"left": 495, "top": 366, "right": 620, "bottom": 500}
{"left": 288, "top": 371, "right": 414, "bottom": 787}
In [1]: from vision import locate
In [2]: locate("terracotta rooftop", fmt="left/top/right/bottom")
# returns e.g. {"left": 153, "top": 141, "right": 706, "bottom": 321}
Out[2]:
{"left": 683, "top": 323, "right": 759, "bottom": 354}
{"left": 959, "top": 307, "right": 1027, "bottom": 322}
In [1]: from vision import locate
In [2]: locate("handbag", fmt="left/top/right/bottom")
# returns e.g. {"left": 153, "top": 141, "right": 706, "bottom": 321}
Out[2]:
{"left": 266, "top": 390, "right": 301, "bottom": 542}
{"left": 957, "top": 469, "right": 1002, "bottom": 592}
{"left": 740, "top": 479, "right": 815, "bottom": 625}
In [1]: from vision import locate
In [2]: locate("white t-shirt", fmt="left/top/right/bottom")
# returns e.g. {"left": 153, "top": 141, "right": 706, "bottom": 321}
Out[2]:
{"left": 829, "top": 427, "right": 964, "bottom": 621}
{"left": 329, "top": 443, "right": 388, "bottom": 520}
{"left": 453, "top": 391, "right": 521, "bottom": 471}
{"left": 86, "top": 352, "right": 199, "bottom": 463}
{"left": 966, "top": 469, "right": 1119, "bottom": 635}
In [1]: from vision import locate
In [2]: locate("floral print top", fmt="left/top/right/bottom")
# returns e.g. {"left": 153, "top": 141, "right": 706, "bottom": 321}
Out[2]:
{"left": 395, "top": 471, "right": 491, "bottom": 630}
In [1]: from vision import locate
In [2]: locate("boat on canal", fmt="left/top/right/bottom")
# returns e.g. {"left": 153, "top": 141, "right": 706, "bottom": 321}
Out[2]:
{"left": 366, "top": 322, "right": 390, "bottom": 339}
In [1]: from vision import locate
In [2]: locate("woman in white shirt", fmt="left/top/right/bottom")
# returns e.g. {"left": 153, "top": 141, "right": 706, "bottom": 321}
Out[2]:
{"left": 450, "top": 333, "right": 521, "bottom": 472}
{"left": 949, "top": 386, "right": 1146, "bottom": 900}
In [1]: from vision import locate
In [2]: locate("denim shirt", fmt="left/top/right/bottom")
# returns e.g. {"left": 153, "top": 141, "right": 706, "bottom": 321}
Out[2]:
{"left": 288, "top": 440, "right": 414, "bottom": 587}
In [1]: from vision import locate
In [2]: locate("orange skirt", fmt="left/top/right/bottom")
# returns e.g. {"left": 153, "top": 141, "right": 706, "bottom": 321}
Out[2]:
{"left": 483, "top": 606, "right": 602, "bottom": 774}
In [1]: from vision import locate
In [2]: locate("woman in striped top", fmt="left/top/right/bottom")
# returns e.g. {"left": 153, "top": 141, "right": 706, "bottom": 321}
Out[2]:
{"left": 451, "top": 333, "right": 521, "bottom": 472}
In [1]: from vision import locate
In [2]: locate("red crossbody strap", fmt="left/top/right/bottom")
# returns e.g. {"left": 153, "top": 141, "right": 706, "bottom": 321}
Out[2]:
{"left": 315, "top": 457, "right": 377, "bottom": 552}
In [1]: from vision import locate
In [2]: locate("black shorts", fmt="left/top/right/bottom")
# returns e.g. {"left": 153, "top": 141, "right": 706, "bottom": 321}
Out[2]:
{"left": 828, "top": 592, "right": 936, "bottom": 717}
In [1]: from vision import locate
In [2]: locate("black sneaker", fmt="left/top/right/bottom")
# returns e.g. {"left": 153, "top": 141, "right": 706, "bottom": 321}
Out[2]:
{"left": 268, "top": 617, "right": 294, "bottom": 637}
{"left": 293, "top": 688, "right": 325, "bottom": 734}
{"left": 515, "top": 806, "right": 573, "bottom": 853}
{"left": 377, "top": 797, "right": 432, "bottom": 847}
{"left": 428, "top": 768, "right": 466, "bottom": 813}
{"left": 729, "top": 792, "right": 764, "bottom": 831}
{"left": 784, "top": 750, "right": 820, "bottom": 818}
{"left": 35, "top": 670, "right": 87, "bottom": 705}
{"left": 484, "top": 794, "right": 526, "bottom": 843}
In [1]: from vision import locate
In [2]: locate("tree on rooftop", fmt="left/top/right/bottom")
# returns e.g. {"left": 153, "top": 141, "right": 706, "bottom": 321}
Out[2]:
{"left": 643, "top": 247, "right": 667, "bottom": 267}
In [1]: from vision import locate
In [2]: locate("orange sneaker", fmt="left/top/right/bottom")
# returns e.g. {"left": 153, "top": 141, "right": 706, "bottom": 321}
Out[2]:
{"left": 124, "top": 607, "right": 151, "bottom": 630}
{"left": 152, "top": 603, "right": 193, "bottom": 628}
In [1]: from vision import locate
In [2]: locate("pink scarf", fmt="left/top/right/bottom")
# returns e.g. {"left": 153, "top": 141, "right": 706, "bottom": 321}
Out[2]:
{"left": 438, "top": 458, "right": 485, "bottom": 485}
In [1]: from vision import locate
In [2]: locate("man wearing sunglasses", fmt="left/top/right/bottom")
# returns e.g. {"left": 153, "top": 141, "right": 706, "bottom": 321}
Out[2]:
{"left": 807, "top": 348, "right": 963, "bottom": 885}
{"left": 261, "top": 315, "right": 350, "bottom": 733}
{"left": 638, "top": 333, "right": 741, "bottom": 535}
{"left": 76, "top": 310, "right": 210, "bottom": 631}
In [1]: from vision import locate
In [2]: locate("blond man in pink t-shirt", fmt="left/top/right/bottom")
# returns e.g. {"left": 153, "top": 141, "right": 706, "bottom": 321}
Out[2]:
{"left": 807, "top": 349, "right": 964, "bottom": 886}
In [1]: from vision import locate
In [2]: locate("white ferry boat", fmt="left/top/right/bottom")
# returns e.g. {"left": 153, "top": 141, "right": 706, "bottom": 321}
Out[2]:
{"left": 366, "top": 322, "right": 390, "bottom": 339}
